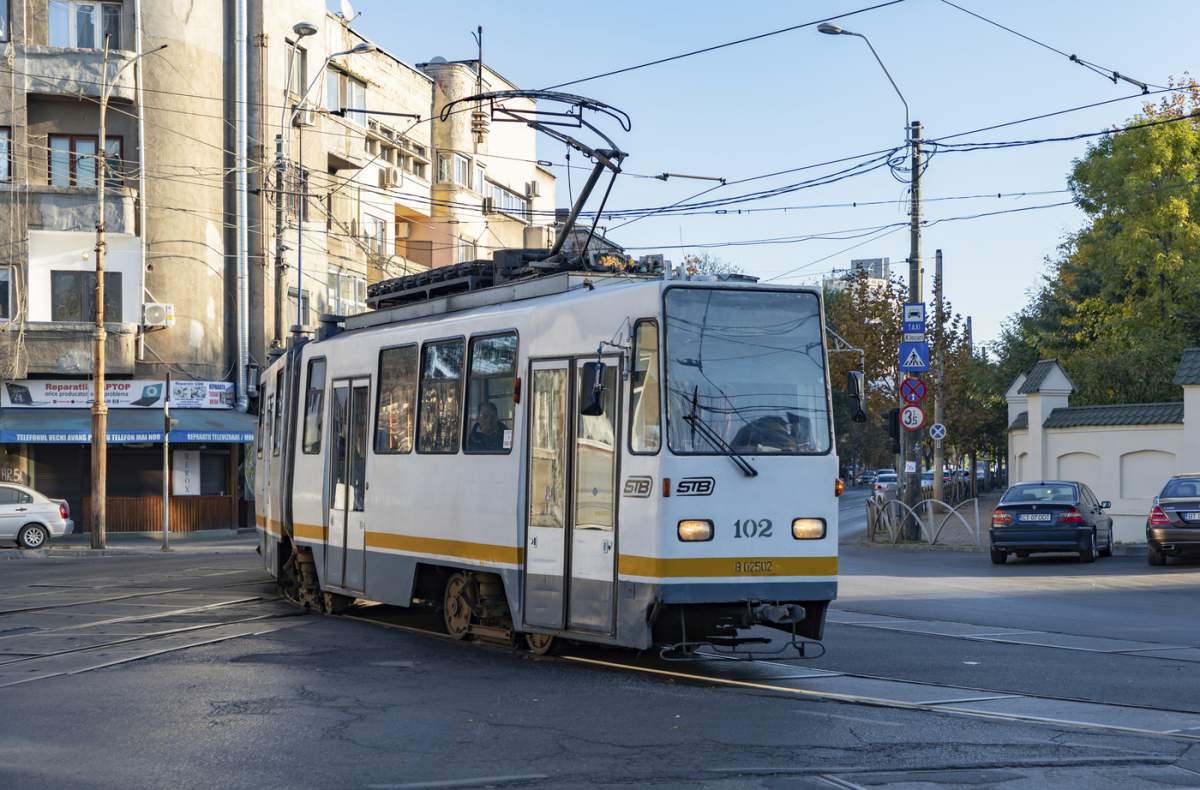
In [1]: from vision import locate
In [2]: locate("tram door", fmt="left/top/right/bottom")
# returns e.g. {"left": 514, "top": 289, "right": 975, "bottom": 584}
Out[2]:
{"left": 523, "top": 358, "right": 619, "bottom": 634}
{"left": 326, "top": 378, "right": 370, "bottom": 593}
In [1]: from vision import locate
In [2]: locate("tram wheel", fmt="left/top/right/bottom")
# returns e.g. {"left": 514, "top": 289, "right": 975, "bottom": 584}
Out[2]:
{"left": 443, "top": 572, "right": 473, "bottom": 640}
{"left": 523, "top": 632, "right": 557, "bottom": 655}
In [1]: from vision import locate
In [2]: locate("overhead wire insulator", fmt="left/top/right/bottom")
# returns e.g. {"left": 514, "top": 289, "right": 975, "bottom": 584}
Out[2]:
{"left": 471, "top": 109, "right": 489, "bottom": 144}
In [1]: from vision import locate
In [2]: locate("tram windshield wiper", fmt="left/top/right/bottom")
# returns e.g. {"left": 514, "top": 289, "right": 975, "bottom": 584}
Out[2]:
{"left": 683, "top": 412, "right": 758, "bottom": 478}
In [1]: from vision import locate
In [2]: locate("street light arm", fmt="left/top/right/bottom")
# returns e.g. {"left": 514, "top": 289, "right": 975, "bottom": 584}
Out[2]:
{"left": 103, "top": 44, "right": 167, "bottom": 103}
{"left": 849, "top": 33, "right": 908, "bottom": 131}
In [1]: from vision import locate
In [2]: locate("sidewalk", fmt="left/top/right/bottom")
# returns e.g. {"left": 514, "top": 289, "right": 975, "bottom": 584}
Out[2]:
{"left": 1, "top": 528, "right": 259, "bottom": 559}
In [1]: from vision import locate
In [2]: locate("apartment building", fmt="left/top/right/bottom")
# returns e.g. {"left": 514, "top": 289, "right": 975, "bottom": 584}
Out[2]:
{"left": 0, "top": 1, "right": 555, "bottom": 530}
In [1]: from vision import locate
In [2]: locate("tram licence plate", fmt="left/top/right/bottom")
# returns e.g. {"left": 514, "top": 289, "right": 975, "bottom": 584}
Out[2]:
{"left": 1020, "top": 513, "right": 1052, "bottom": 522}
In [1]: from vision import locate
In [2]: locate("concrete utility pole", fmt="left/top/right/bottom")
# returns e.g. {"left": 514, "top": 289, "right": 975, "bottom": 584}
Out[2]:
{"left": 91, "top": 43, "right": 166, "bottom": 549}
{"left": 901, "top": 120, "right": 924, "bottom": 535}
{"left": 162, "top": 371, "right": 171, "bottom": 552}
{"left": 932, "top": 248, "right": 944, "bottom": 505}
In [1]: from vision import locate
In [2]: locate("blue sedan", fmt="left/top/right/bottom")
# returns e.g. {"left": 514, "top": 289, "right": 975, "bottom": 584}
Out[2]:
{"left": 989, "top": 481, "right": 1114, "bottom": 564}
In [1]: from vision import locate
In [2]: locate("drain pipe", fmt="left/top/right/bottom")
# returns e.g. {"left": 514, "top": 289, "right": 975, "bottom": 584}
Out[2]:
{"left": 233, "top": 0, "right": 250, "bottom": 412}
{"left": 134, "top": 0, "right": 147, "bottom": 362}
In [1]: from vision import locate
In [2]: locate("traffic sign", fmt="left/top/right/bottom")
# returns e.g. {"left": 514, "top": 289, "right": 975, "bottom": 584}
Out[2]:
{"left": 929, "top": 422, "right": 947, "bottom": 442}
{"left": 903, "top": 303, "right": 926, "bottom": 334}
{"left": 900, "top": 404, "right": 924, "bottom": 432}
{"left": 900, "top": 377, "right": 926, "bottom": 404}
{"left": 899, "top": 341, "right": 930, "bottom": 372}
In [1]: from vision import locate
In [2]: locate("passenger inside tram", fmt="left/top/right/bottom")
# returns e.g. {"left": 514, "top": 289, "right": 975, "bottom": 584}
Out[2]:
{"left": 467, "top": 401, "right": 508, "bottom": 451}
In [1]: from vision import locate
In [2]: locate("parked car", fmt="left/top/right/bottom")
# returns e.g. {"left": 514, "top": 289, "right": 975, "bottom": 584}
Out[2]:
{"left": 0, "top": 484, "right": 73, "bottom": 549}
{"left": 873, "top": 471, "right": 898, "bottom": 498}
{"left": 989, "top": 480, "right": 1113, "bottom": 564}
{"left": 1147, "top": 475, "right": 1200, "bottom": 566}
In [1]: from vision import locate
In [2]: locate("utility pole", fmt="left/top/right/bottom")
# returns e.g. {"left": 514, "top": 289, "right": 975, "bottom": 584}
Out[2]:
{"left": 901, "top": 120, "right": 923, "bottom": 537}
{"left": 91, "top": 46, "right": 111, "bottom": 550}
{"left": 273, "top": 133, "right": 286, "bottom": 349}
{"left": 162, "top": 371, "right": 171, "bottom": 551}
{"left": 932, "top": 248, "right": 945, "bottom": 504}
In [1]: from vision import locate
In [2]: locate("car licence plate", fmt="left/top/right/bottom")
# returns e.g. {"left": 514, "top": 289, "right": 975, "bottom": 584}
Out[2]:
{"left": 1183, "top": 512, "right": 1200, "bottom": 522}
{"left": 1021, "top": 513, "right": 1052, "bottom": 522}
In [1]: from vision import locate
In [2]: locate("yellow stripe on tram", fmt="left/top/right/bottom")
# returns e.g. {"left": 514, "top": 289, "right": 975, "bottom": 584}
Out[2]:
{"left": 618, "top": 554, "right": 837, "bottom": 579}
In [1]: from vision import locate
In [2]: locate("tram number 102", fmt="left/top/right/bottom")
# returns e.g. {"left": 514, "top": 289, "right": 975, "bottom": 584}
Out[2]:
{"left": 733, "top": 518, "right": 773, "bottom": 539}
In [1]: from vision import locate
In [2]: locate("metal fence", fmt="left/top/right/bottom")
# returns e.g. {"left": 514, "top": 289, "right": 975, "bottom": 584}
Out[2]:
{"left": 866, "top": 494, "right": 982, "bottom": 546}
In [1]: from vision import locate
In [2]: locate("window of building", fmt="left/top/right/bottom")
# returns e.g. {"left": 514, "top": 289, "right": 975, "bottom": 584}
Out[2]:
{"left": 474, "top": 162, "right": 485, "bottom": 193}
{"left": 436, "top": 152, "right": 451, "bottom": 184}
{"left": 629, "top": 320, "right": 661, "bottom": 454}
{"left": 374, "top": 345, "right": 417, "bottom": 454}
{"left": 49, "top": 1, "right": 121, "bottom": 50}
{"left": 48, "top": 135, "right": 122, "bottom": 187}
{"left": 50, "top": 270, "right": 121, "bottom": 322}
{"left": 302, "top": 357, "right": 326, "bottom": 454}
{"left": 0, "top": 128, "right": 10, "bottom": 182}
{"left": 287, "top": 286, "right": 311, "bottom": 327}
{"left": 416, "top": 338, "right": 463, "bottom": 454}
{"left": 287, "top": 42, "right": 307, "bottom": 97}
{"left": 453, "top": 153, "right": 470, "bottom": 187}
{"left": 364, "top": 215, "right": 387, "bottom": 256}
{"left": 454, "top": 237, "right": 476, "bottom": 264}
{"left": 0, "top": 267, "right": 11, "bottom": 320}
{"left": 325, "top": 68, "right": 339, "bottom": 112}
{"left": 487, "top": 181, "right": 531, "bottom": 223}
{"left": 325, "top": 271, "right": 366, "bottom": 316}
{"left": 346, "top": 75, "right": 366, "bottom": 126}
{"left": 199, "top": 451, "right": 231, "bottom": 496}
{"left": 0, "top": 2, "right": 8, "bottom": 43}
{"left": 464, "top": 332, "right": 517, "bottom": 454}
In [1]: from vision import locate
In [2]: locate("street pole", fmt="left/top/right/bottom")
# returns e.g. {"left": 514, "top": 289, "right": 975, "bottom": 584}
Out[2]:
{"left": 294, "top": 125, "right": 303, "bottom": 335}
{"left": 162, "top": 372, "right": 171, "bottom": 551}
{"left": 273, "top": 133, "right": 286, "bottom": 349}
{"left": 91, "top": 46, "right": 111, "bottom": 550}
{"left": 901, "top": 120, "right": 923, "bottom": 537}
{"left": 932, "top": 248, "right": 944, "bottom": 504}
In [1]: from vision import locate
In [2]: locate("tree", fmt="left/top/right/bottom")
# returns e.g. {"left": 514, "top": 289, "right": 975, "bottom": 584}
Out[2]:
{"left": 996, "top": 82, "right": 1200, "bottom": 404}
{"left": 681, "top": 253, "right": 742, "bottom": 278}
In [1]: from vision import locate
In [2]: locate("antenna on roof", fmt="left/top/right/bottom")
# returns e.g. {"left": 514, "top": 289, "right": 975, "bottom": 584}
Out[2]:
{"left": 338, "top": 0, "right": 360, "bottom": 22}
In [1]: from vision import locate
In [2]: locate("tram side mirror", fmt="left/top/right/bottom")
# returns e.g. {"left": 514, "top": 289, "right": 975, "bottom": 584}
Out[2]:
{"left": 580, "top": 361, "right": 607, "bottom": 416}
{"left": 848, "top": 370, "right": 867, "bottom": 423}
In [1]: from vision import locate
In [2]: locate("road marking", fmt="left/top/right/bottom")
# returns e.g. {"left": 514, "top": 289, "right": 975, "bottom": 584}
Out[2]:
{"left": 365, "top": 775, "right": 549, "bottom": 789}
{"left": 0, "top": 587, "right": 193, "bottom": 615}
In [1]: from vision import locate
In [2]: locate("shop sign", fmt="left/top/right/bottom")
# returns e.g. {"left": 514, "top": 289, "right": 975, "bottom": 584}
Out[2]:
{"left": 1, "top": 380, "right": 234, "bottom": 409}
{"left": 173, "top": 450, "right": 201, "bottom": 496}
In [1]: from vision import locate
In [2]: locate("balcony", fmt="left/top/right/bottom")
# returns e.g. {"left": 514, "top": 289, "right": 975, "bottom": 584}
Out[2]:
{"left": 20, "top": 45, "right": 137, "bottom": 102}
{"left": 0, "top": 321, "right": 137, "bottom": 378}
{"left": 11, "top": 185, "right": 138, "bottom": 235}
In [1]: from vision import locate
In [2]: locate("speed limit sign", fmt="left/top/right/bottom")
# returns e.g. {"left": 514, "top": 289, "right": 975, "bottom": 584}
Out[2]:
{"left": 900, "top": 404, "right": 924, "bottom": 432}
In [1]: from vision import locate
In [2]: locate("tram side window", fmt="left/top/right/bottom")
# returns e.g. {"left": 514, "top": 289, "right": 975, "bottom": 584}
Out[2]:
{"left": 272, "top": 369, "right": 284, "bottom": 456}
{"left": 375, "top": 345, "right": 417, "bottom": 454}
{"left": 257, "top": 396, "right": 270, "bottom": 459}
{"left": 629, "top": 320, "right": 661, "bottom": 454}
{"left": 302, "top": 358, "right": 326, "bottom": 454}
{"left": 463, "top": 332, "right": 517, "bottom": 454}
{"left": 417, "top": 338, "right": 464, "bottom": 454}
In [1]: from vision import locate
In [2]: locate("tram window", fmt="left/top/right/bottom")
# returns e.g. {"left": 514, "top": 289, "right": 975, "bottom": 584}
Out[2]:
{"left": 375, "top": 345, "right": 417, "bottom": 454}
{"left": 272, "top": 369, "right": 284, "bottom": 456}
{"left": 350, "top": 385, "right": 369, "bottom": 511}
{"left": 464, "top": 332, "right": 517, "bottom": 454}
{"left": 302, "top": 358, "right": 326, "bottom": 454}
{"left": 417, "top": 338, "right": 464, "bottom": 454}
{"left": 257, "top": 396, "right": 269, "bottom": 459}
{"left": 629, "top": 320, "right": 661, "bottom": 454}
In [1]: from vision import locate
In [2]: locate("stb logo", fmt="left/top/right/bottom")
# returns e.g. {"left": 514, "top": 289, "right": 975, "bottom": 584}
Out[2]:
{"left": 622, "top": 476, "right": 652, "bottom": 498}
{"left": 676, "top": 477, "right": 715, "bottom": 496}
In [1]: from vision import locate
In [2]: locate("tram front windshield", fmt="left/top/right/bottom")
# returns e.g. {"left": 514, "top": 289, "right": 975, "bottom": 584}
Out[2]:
{"left": 665, "top": 287, "right": 831, "bottom": 455}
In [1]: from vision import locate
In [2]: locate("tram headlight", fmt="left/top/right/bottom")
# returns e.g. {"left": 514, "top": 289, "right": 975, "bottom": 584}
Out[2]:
{"left": 791, "top": 518, "right": 826, "bottom": 540}
{"left": 677, "top": 519, "right": 713, "bottom": 542}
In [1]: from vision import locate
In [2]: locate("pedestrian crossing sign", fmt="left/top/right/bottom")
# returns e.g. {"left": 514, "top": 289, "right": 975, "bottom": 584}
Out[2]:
{"left": 899, "top": 341, "right": 930, "bottom": 372}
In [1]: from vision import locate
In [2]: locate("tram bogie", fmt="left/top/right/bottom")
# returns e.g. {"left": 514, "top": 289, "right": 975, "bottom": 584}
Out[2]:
{"left": 254, "top": 272, "right": 842, "bottom": 652}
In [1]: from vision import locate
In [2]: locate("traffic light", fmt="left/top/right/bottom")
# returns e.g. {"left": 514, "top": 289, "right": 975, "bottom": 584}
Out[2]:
{"left": 885, "top": 407, "right": 901, "bottom": 454}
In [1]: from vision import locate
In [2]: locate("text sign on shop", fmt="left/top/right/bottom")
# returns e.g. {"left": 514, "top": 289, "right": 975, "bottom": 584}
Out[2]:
{"left": 173, "top": 450, "right": 201, "bottom": 496}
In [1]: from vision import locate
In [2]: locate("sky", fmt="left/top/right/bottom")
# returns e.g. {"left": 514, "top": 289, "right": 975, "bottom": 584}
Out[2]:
{"left": 331, "top": 0, "right": 1200, "bottom": 347}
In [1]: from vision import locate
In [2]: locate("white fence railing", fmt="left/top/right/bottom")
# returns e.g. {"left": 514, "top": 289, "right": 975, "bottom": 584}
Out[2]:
{"left": 866, "top": 495, "right": 982, "bottom": 546}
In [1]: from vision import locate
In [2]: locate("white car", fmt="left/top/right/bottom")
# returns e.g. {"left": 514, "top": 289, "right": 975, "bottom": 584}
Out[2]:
{"left": 873, "top": 472, "right": 899, "bottom": 498}
{"left": 0, "top": 484, "right": 74, "bottom": 549}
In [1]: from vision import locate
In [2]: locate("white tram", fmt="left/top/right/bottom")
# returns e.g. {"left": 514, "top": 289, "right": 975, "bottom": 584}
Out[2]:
{"left": 255, "top": 271, "right": 845, "bottom": 652}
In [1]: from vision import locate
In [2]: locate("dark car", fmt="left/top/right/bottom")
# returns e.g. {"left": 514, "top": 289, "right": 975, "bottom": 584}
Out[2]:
{"left": 1147, "top": 475, "right": 1200, "bottom": 566}
{"left": 989, "top": 481, "right": 1113, "bottom": 565}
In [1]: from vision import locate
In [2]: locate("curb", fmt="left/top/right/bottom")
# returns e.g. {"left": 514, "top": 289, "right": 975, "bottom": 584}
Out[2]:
{"left": 854, "top": 540, "right": 1150, "bottom": 556}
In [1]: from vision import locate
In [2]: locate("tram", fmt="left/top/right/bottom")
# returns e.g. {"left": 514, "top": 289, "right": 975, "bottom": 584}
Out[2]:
{"left": 254, "top": 264, "right": 853, "bottom": 653}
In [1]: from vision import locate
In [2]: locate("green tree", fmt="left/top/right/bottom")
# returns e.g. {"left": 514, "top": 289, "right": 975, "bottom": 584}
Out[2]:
{"left": 998, "top": 82, "right": 1200, "bottom": 403}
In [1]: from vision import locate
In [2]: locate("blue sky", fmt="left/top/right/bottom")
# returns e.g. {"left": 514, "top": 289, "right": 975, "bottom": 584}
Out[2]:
{"left": 333, "top": 0, "right": 1199, "bottom": 346}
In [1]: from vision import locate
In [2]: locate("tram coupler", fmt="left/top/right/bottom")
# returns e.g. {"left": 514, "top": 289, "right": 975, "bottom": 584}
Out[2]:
{"left": 752, "top": 603, "right": 807, "bottom": 626}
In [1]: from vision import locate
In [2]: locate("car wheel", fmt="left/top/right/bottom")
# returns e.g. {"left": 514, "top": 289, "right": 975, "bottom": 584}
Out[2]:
{"left": 1099, "top": 530, "right": 1113, "bottom": 558}
{"left": 17, "top": 524, "right": 49, "bottom": 550}
{"left": 1148, "top": 543, "right": 1167, "bottom": 566}
{"left": 1079, "top": 531, "right": 1097, "bottom": 564}
{"left": 990, "top": 548, "right": 1008, "bottom": 565}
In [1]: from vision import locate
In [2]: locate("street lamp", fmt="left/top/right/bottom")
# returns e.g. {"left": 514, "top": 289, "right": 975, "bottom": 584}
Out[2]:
{"left": 90, "top": 43, "right": 168, "bottom": 550}
{"left": 819, "top": 22, "right": 924, "bottom": 527}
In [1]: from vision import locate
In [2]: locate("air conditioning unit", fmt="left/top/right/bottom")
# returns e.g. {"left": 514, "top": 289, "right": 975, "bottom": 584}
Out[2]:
{"left": 293, "top": 105, "right": 317, "bottom": 127}
{"left": 378, "top": 167, "right": 400, "bottom": 189}
{"left": 142, "top": 302, "right": 176, "bottom": 329}
{"left": 525, "top": 180, "right": 540, "bottom": 198}
{"left": 481, "top": 197, "right": 495, "bottom": 214}
{"left": 524, "top": 225, "right": 555, "bottom": 250}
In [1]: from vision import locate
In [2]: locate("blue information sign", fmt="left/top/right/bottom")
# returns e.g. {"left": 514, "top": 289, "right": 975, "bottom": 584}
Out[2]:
{"left": 903, "top": 303, "right": 926, "bottom": 334}
{"left": 899, "top": 341, "right": 930, "bottom": 372}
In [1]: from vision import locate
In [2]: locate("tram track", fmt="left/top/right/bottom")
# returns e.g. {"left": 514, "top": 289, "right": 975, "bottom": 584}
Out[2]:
{"left": 340, "top": 601, "right": 1200, "bottom": 744}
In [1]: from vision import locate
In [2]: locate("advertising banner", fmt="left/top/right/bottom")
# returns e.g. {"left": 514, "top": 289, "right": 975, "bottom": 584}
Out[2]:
{"left": 1, "top": 380, "right": 234, "bottom": 409}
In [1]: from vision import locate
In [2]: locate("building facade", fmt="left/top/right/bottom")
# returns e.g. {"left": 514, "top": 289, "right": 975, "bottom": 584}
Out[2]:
{"left": 0, "top": 1, "right": 555, "bottom": 530}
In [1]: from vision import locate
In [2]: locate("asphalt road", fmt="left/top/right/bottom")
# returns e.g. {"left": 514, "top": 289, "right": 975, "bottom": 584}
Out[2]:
{"left": 2, "top": 503, "right": 1200, "bottom": 789}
